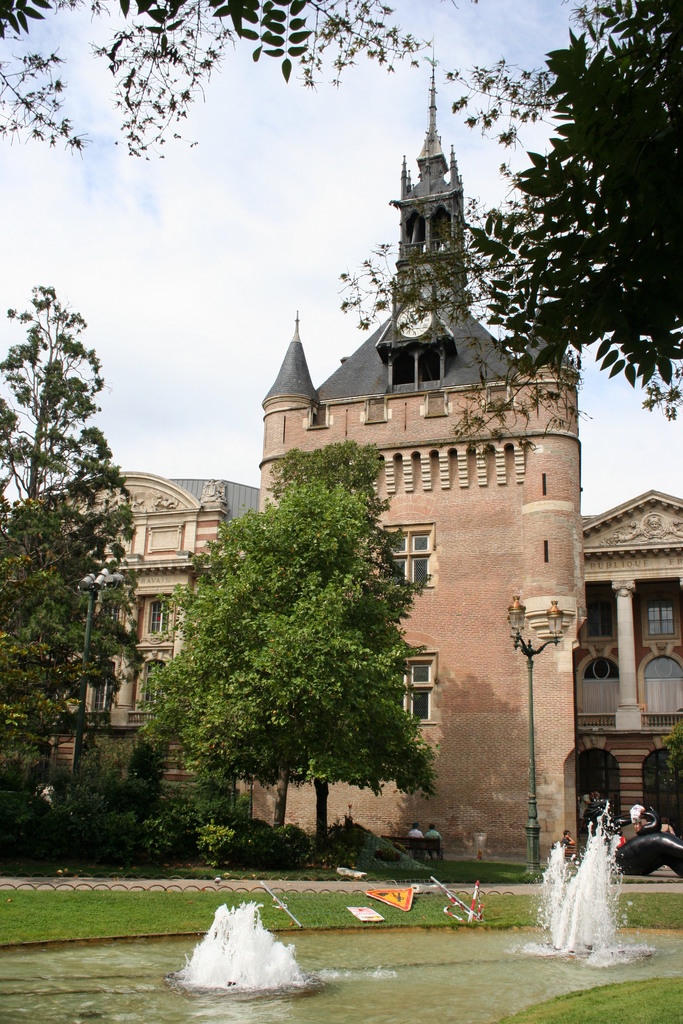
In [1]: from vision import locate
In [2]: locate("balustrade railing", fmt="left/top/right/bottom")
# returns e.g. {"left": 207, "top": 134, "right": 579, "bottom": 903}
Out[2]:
{"left": 127, "top": 710, "right": 154, "bottom": 725}
{"left": 578, "top": 713, "right": 616, "bottom": 729}
{"left": 578, "top": 711, "right": 683, "bottom": 731}
{"left": 642, "top": 711, "right": 683, "bottom": 730}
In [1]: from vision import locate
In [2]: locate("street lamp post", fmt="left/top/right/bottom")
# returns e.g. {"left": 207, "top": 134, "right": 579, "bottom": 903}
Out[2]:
{"left": 507, "top": 595, "right": 564, "bottom": 874}
{"left": 74, "top": 568, "right": 124, "bottom": 770}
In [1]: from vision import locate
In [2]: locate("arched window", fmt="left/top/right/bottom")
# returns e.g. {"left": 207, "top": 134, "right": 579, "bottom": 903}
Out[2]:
{"left": 430, "top": 207, "right": 451, "bottom": 249}
{"left": 643, "top": 749, "right": 681, "bottom": 832}
{"left": 406, "top": 212, "right": 425, "bottom": 247}
{"left": 644, "top": 657, "right": 683, "bottom": 713}
{"left": 578, "top": 748, "right": 621, "bottom": 817}
{"left": 582, "top": 658, "right": 619, "bottom": 714}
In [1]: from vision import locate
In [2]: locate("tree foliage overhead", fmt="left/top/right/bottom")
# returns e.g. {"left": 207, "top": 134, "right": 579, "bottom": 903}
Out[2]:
{"left": 150, "top": 442, "right": 435, "bottom": 832}
{"left": 0, "top": 286, "right": 139, "bottom": 769}
{"left": 0, "top": 0, "right": 421, "bottom": 154}
{"left": 459, "top": 0, "right": 683, "bottom": 416}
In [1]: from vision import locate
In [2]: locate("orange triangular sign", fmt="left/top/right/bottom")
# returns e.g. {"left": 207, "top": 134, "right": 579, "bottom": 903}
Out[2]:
{"left": 366, "top": 887, "right": 414, "bottom": 912}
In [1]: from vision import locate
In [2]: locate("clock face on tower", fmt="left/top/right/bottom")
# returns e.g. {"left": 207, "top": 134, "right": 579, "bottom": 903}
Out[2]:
{"left": 397, "top": 306, "right": 433, "bottom": 339}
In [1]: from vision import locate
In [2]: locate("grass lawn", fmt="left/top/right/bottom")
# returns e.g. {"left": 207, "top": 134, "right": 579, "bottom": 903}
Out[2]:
{"left": 1, "top": 889, "right": 682, "bottom": 945}
{"left": 1, "top": 887, "right": 681, "bottom": 1024}
{"left": 496, "top": 977, "right": 683, "bottom": 1024}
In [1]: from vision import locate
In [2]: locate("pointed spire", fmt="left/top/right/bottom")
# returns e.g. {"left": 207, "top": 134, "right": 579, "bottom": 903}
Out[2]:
{"left": 263, "top": 314, "right": 318, "bottom": 405}
{"left": 417, "top": 66, "right": 448, "bottom": 181}
{"left": 428, "top": 65, "right": 438, "bottom": 137}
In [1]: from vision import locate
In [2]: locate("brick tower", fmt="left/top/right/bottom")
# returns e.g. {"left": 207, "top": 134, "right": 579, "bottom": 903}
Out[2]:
{"left": 260, "top": 78, "right": 584, "bottom": 859}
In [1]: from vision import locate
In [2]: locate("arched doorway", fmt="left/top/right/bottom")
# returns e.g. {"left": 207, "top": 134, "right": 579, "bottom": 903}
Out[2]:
{"left": 643, "top": 750, "right": 682, "bottom": 833}
{"left": 578, "top": 748, "right": 621, "bottom": 819}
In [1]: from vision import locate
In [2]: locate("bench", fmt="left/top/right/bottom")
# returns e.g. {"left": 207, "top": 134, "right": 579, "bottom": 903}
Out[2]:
{"left": 382, "top": 835, "right": 443, "bottom": 860}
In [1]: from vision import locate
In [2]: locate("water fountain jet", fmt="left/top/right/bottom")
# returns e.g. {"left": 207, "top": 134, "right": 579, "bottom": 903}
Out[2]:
{"left": 535, "top": 811, "right": 653, "bottom": 964}
{"left": 169, "top": 901, "right": 307, "bottom": 993}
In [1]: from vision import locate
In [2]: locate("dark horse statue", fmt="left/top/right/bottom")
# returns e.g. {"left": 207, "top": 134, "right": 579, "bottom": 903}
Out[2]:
{"left": 584, "top": 800, "right": 683, "bottom": 877}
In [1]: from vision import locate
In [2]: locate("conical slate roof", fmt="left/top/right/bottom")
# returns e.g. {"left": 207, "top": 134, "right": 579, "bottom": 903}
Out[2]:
{"left": 263, "top": 318, "right": 318, "bottom": 404}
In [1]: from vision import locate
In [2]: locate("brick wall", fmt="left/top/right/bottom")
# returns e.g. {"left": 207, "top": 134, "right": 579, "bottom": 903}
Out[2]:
{"left": 258, "top": 382, "right": 582, "bottom": 858}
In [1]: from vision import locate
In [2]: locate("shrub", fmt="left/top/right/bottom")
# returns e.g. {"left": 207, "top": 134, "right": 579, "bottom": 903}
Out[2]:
{"left": 314, "top": 820, "right": 368, "bottom": 867}
{"left": 141, "top": 787, "right": 201, "bottom": 861}
{"left": 196, "top": 819, "right": 312, "bottom": 869}
{"left": 196, "top": 824, "right": 237, "bottom": 866}
{"left": 374, "top": 844, "right": 401, "bottom": 862}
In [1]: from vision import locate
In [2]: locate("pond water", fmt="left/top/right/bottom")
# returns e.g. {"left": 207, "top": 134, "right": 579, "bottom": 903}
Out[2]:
{"left": 2, "top": 926, "right": 682, "bottom": 1024}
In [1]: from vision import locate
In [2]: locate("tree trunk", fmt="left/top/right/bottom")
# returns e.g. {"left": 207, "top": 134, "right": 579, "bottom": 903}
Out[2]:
{"left": 314, "top": 778, "right": 329, "bottom": 848}
{"left": 273, "top": 763, "right": 289, "bottom": 827}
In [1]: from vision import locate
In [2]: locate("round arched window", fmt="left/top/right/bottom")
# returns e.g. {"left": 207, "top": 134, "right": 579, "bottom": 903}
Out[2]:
{"left": 644, "top": 657, "right": 683, "bottom": 713}
{"left": 582, "top": 658, "right": 619, "bottom": 714}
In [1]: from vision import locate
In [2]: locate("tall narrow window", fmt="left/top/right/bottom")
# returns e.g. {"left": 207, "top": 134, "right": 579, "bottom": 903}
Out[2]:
{"left": 406, "top": 661, "right": 433, "bottom": 720}
{"left": 93, "top": 683, "right": 112, "bottom": 711}
{"left": 149, "top": 600, "right": 168, "bottom": 634}
{"left": 587, "top": 600, "right": 613, "bottom": 638}
{"left": 392, "top": 528, "right": 433, "bottom": 584}
{"left": 647, "top": 599, "right": 674, "bottom": 636}
{"left": 141, "top": 660, "right": 165, "bottom": 705}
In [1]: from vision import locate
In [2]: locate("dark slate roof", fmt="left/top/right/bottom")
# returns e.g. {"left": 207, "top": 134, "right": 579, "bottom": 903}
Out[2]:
{"left": 318, "top": 315, "right": 509, "bottom": 401}
{"left": 263, "top": 337, "right": 318, "bottom": 404}
{"left": 171, "top": 479, "right": 259, "bottom": 518}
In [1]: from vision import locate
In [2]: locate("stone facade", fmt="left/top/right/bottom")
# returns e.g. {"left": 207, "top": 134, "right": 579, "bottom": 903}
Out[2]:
{"left": 577, "top": 490, "right": 683, "bottom": 828}
{"left": 54, "top": 474, "right": 259, "bottom": 770}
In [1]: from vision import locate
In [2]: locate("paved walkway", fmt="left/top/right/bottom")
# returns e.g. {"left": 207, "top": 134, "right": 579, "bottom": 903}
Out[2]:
{"left": 2, "top": 871, "right": 682, "bottom": 894}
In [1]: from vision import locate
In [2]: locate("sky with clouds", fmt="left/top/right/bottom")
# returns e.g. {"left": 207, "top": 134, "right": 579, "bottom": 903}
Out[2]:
{"left": 1, "top": 0, "right": 680, "bottom": 517}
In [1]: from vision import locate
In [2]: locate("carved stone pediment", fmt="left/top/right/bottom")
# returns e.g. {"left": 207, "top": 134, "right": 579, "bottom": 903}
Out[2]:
{"left": 584, "top": 490, "right": 683, "bottom": 554}
{"left": 122, "top": 473, "right": 200, "bottom": 515}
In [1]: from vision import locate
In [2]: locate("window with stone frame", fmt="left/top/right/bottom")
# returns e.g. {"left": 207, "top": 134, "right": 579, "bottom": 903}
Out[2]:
{"left": 365, "top": 397, "right": 388, "bottom": 423}
{"left": 581, "top": 658, "right": 619, "bottom": 714}
{"left": 92, "top": 663, "right": 116, "bottom": 712}
{"left": 140, "top": 660, "right": 165, "bottom": 705}
{"left": 647, "top": 597, "right": 675, "bottom": 636}
{"left": 392, "top": 527, "right": 433, "bottom": 584}
{"left": 643, "top": 656, "right": 683, "bottom": 713}
{"left": 405, "top": 660, "right": 435, "bottom": 721}
{"left": 587, "top": 598, "right": 614, "bottom": 638}
{"left": 308, "top": 403, "right": 329, "bottom": 428}
{"left": 149, "top": 599, "right": 169, "bottom": 635}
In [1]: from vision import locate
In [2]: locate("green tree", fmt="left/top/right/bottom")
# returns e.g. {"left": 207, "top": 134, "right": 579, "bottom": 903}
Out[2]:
{"left": 0, "top": 0, "right": 421, "bottom": 154}
{"left": 150, "top": 458, "right": 435, "bottom": 840}
{"left": 459, "top": 0, "right": 683, "bottom": 415}
{"left": 0, "top": 286, "right": 139, "bottom": 771}
{"left": 664, "top": 721, "right": 683, "bottom": 776}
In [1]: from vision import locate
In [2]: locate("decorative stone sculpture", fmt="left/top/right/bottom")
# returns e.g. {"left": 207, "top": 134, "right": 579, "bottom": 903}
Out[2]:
{"left": 584, "top": 800, "right": 683, "bottom": 877}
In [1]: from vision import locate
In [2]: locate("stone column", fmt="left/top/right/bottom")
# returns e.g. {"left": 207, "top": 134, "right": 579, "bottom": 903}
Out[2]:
{"left": 612, "top": 580, "right": 641, "bottom": 730}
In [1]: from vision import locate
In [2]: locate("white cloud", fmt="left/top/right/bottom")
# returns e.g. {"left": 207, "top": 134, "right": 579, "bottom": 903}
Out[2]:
{"left": 1, "top": 0, "right": 680, "bottom": 508}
